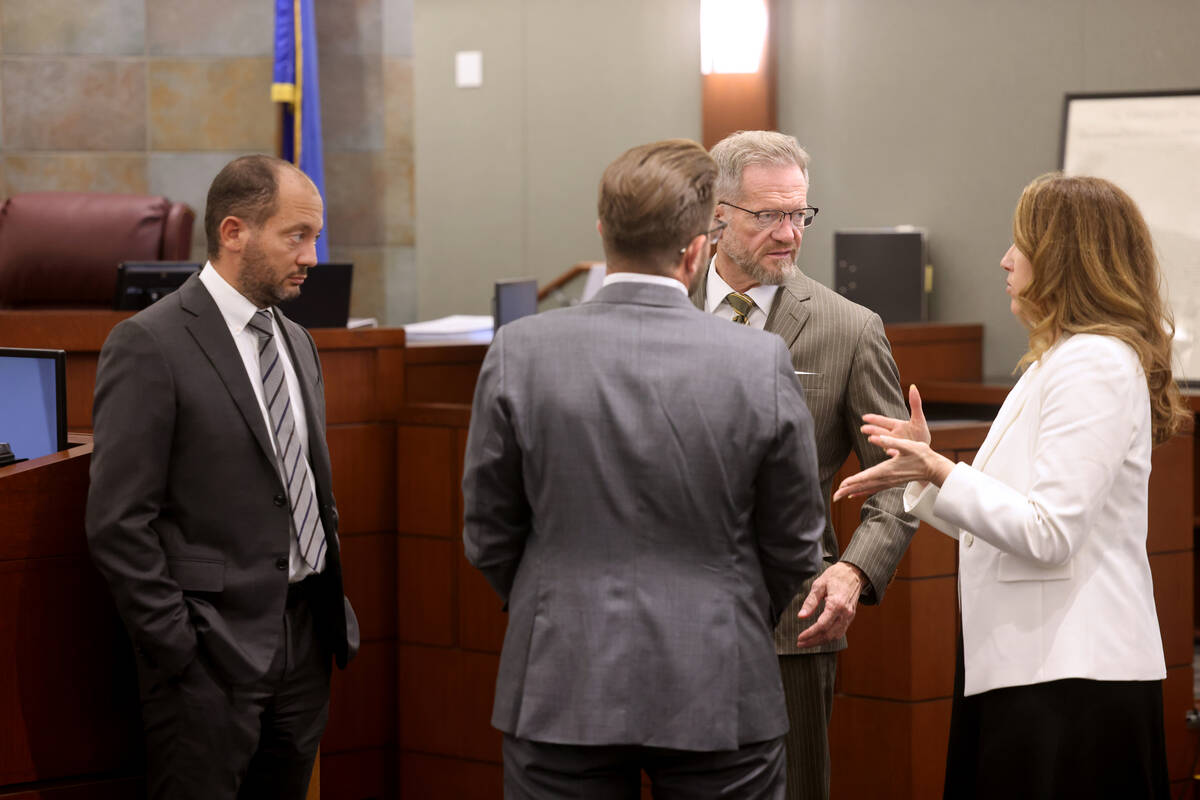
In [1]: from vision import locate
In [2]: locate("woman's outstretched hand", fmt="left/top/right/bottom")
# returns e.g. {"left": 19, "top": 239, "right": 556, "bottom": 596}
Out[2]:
{"left": 861, "top": 384, "right": 931, "bottom": 446}
{"left": 833, "top": 385, "right": 953, "bottom": 501}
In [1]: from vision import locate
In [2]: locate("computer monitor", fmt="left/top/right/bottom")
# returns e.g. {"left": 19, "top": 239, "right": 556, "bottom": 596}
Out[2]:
{"left": 278, "top": 263, "right": 354, "bottom": 329}
{"left": 493, "top": 278, "right": 538, "bottom": 331}
{"left": 113, "top": 261, "right": 202, "bottom": 310}
{"left": 0, "top": 347, "right": 67, "bottom": 462}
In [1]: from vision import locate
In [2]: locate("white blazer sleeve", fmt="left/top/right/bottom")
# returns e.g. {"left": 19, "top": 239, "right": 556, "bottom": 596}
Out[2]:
{"left": 902, "top": 481, "right": 960, "bottom": 540}
{"left": 927, "top": 337, "right": 1141, "bottom": 566}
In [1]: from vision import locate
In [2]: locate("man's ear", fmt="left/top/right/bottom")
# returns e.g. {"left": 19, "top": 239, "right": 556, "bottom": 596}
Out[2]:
{"left": 219, "top": 216, "right": 251, "bottom": 254}
{"left": 596, "top": 219, "right": 603, "bottom": 235}
{"left": 678, "top": 233, "right": 708, "bottom": 286}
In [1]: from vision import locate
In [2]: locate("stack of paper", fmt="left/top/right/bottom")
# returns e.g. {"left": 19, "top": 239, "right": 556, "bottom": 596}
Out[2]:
{"left": 404, "top": 315, "right": 494, "bottom": 343}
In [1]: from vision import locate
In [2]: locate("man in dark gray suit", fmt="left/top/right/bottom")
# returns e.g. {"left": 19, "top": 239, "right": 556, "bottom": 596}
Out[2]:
{"left": 86, "top": 155, "right": 358, "bottom": 800}
{"left": 463, "top": 138, "right": 826, "bottom": 799}
{"left": 692, "top": 130, "right": 917, "bottom": 799}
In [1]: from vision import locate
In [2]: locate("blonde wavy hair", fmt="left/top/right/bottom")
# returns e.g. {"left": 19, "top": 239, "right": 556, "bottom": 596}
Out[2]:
{"left": 1011, "top": 172, "right": 1187, "bottom": 445}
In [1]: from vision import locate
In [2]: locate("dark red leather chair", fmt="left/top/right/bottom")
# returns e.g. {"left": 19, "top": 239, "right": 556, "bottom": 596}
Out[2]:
{"left": 0, "top": 192, "right": 196, "bottom": 308}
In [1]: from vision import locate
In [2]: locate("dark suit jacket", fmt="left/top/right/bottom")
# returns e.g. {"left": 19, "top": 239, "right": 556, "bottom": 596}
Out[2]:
{"left": 86, "top": 273, "right": 358, "bottom": 685}
{"left": 462, "top": 281, "right": 826, "bottom": 751}
{"left": 693, "top": 268, "right": 917, "bottom": 655}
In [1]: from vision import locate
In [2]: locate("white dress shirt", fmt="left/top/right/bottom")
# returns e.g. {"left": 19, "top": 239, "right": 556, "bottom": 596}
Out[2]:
{"left": 601, "top": 270, "right": 689, "bottom": 294}
{"left": 198, "top": 263, "right": 319, "bottom": 581}
{"left": 704, "top": 257, "right": 780, "bottom": 329}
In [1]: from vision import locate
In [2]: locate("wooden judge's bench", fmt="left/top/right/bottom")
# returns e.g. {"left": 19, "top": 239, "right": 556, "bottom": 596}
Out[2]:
{"left": 0, "top": 314, "right": 1194, "bottom": 799}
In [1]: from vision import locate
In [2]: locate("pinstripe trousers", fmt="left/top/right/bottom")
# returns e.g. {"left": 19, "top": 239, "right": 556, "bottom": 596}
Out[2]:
{"left": 779, "top": 653, "right": 837, "bottom": 800}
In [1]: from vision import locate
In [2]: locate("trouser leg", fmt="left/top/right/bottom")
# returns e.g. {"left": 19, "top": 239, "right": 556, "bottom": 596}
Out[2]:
{"left": 502, "top": 734, "right": 641, "bottom": 800}
{"left": 239, "top": 595, "right": 332, "bottom": 800}
{"left": 646, "top": 736, "right": 786, "bottom": 800}
{"left": 779, "top": 652, "right": 837, "bottom": 800}
{"left": 137, "top": 651, "right": 263, "bottom": 800}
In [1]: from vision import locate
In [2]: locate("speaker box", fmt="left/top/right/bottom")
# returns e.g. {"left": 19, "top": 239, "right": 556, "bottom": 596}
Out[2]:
{"left": 834, "top": 228, "right": 929, "bottom": 323}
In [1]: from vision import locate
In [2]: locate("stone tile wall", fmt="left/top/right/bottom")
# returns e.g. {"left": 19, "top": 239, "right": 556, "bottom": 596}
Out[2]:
{"left": 0, "top": 0, "right": 415, "bottom": 324}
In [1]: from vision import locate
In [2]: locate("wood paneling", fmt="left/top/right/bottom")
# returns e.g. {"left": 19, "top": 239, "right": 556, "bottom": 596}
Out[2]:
{"left": 1149, "top": 432, "right": 1194, "bottom": 554}
{"left": 0, "top": 777, "right": 144, "bottom": 799}
{"left": 1164, "top": 665, "right": 1196, "bottom": 783}
{"left": 458, "top": 543, "right": 507, "bottom": 654}
{"left": 1151, "top": 551, "right": 1194, "bottom": 669}
{"left": 0, "top": 438, "right": 91, "bottom": 561}
{"left": 404, "top": 344, "right": 488, "bottom": 406}
{"left": 397, "top": 645, "right": 462, "bottom": 757}
{"left": 0, "top": 557, "right": 141, "bottom": 785}
{"left": 397, "top": 537, "right": 456, "bottom": 647}
{"left": 340, "top": 533, "right": 398, "bottom": 642}
{"left": 320, "top": 748, "right": 393, "bottom": 800}
{"left": 830, "top": 695, "right": 953, "bottom": 800}
{"left": 837, "top": 576, "right": 957, "bottom": 701}
{"left": 329, "top": 423, "right": 397, "bottom": 536}
{"left": 325, "top": 640, "right": 396, "bottom": 755}
{"left": 397, "top": 752, "right": 503, "bottom": 800}
{"left": 396, "top": 426, "right": 459, "bottom": 538}
{"left": 885, "top": 324, "right": 983, "bottom": 385}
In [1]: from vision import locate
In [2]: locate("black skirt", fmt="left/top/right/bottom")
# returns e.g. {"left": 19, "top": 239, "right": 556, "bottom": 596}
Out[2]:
{"left": 943, "top": 634, "right": 1170, "bottom": 800}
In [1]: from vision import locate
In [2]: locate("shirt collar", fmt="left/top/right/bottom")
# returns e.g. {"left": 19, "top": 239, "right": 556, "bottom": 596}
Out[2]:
{"left": 704, "top": 256, "right": 780, "bottom": 313}
{"left": 602, "top": 271, "right": 688, "bottom": 295}
{"left": 198, "top": 262, "right": 268, "bottom": 334}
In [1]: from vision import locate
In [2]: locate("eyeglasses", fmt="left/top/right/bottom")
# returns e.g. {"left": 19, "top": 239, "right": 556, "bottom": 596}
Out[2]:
{"left": 706, "top": 220, "right": 728, "bottom": 245}
{"left": 719, "top": 201, "right": 819, "bottom": 230}
{"left": 680, "top": 220, "right": 729, "bottom": 254}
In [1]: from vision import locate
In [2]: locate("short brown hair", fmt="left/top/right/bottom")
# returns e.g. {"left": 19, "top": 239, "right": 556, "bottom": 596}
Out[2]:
{"left": 1012, "top": 172, "right": 1187, "bottom": 444}
{"left": 204, "top": 154, "right": 299, "bottom": 258}
{"left": 710, "top": 130, "right": 810, "bottom": 203}
{"left": 597, "top": 139, "right": 717, "bottom": 273}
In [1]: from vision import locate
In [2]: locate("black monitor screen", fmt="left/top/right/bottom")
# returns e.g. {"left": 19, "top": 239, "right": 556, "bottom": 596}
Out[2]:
{"left": 0, "top": 347, "right": 67, "bottom": 461}
{"left": 278, "top": 263, "right": 354, "bottom": 329}
{"left": 494, "top": 278, "right": 538, "bottom": 331}
{"left": 114, "top": 261, "right": 202, "bottom": 310}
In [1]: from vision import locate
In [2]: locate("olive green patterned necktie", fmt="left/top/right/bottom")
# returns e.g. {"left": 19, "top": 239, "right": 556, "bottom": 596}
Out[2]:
{"left": 726, "top": 291, "right": 755, "bottom": 325}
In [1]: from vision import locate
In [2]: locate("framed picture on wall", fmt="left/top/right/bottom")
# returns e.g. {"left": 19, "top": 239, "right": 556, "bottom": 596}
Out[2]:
{"left": 1059, "top": 89, "right": 1200, "bottom": 383}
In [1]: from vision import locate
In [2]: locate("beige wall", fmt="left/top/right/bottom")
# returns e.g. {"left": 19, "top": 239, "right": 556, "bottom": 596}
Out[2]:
{"left": 413, "top": 0, "right": 703, "bottom": 321}
{"left": 776, "top": 0, "right": 1200, "bottom": 376}
{"left": 0, "top": 0, "right": 416, "bottom": 325}
{"left": 5, "top": 1, "right": 1197, "bottom": 358}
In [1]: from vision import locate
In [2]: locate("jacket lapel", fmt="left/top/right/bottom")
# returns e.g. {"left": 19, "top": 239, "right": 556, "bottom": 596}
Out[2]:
{"left": 178, "top": 275, "right": 279, "bottom": 471}
{"left": 763, "top": 273, "right": 812, "bottom": 349}
{"left": 971, "top": 361, "right": 1040, "bottom": 471}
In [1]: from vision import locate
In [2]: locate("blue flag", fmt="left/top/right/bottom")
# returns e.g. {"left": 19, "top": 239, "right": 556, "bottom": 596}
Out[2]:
{"left": 273, "top": 0, "right": 330, "bottom": 261}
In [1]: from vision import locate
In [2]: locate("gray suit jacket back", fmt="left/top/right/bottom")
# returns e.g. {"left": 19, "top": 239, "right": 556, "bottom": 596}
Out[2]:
{"left": 462, "top": 281, "right": 825, "bottom": 751}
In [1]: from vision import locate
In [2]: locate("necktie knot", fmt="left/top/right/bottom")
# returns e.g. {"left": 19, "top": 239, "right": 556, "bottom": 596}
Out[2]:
{"left": 248, "top": 309, "right": 275, "bottom": 342}
{"left": 725, "top": 291, "right": 755, "bottom": 324}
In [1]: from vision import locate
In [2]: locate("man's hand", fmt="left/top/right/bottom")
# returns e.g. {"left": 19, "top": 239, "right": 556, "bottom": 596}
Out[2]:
{"left": 794, "top": 561, "right": 866, "bottom": 648}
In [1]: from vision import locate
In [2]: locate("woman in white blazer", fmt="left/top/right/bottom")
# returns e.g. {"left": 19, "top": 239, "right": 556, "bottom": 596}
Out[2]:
{"left": 835, "top": 173, "right": 1188, "bottom": 799}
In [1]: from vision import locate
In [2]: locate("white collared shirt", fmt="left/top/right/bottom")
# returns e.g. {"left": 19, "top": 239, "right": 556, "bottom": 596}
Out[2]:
{"left": 704, "top": 257, "right": 779, "bottom": 330}
{"left": 602, "top": 271, "right": 689, "bottom": 295}
{"left": 198, "top": 263, "right": 318, "bottom": 581}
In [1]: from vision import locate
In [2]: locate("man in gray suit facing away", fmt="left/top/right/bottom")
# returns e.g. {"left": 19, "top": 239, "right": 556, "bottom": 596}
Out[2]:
{"left": 691, "top": 130, "right": 918, "bottom": 799}
{"left": 86, "top": 155, "right": 358, "bottom": 799}
{"left": 462, "top": 138, "right": 827, "bottom": 799}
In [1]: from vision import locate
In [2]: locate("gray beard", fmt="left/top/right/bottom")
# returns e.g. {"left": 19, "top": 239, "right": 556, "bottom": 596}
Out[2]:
{"left": 726, "top": 244, "right": 798, "bottom": 287}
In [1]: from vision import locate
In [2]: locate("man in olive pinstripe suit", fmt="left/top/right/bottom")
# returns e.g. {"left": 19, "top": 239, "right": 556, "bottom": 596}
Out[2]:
{"left": 691, "top": 131, "right": 918, "bottom": 800}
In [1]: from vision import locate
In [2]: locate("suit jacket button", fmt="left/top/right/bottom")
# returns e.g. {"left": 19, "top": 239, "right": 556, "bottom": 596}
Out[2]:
{"left": 273, "top": 494, "right": 286, "bottom": 507}
{"left": 275, "top": 557, "right": 288, "bottom": 570}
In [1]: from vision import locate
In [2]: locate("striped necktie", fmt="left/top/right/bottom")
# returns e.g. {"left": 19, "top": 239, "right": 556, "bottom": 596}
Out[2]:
{"left": 247, "top": 309, "right": 326, "bottom": 572}
{"left": 726, "top": 291, "right": 755, "bottom": 325}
